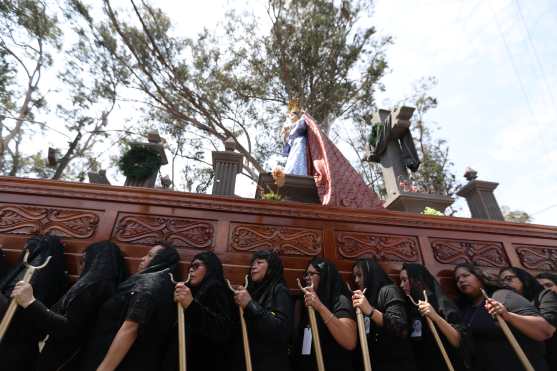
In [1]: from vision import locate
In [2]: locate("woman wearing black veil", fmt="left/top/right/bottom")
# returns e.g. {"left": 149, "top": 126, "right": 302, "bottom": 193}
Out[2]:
{"left": 166, "top": 251, "right": 240, "bottom": 371}
{"left": 232, "top": 250, "right": 292, "bottom": 371}
{"left": 0, "top": 234, "right": 68, "bottom": 371}
{"left": 292, "top": 257, "right": 356, "bottom": 371}
{"left": 79, "top": 241, "right": 179, "bottom": 371}
{"left": 454, "top": 263, "right": 553, "bottom": 371}
{"left": 499, "top": 267, "right": 557, "bottom": 371}
{"left": 11, "top": 240, "right": 127, "bottom": 371}
{"left": 400, "top": 263, "right": 468, "bottom": 371}
{"left": 351, "top": 259, "right": 416, "bottom": 371}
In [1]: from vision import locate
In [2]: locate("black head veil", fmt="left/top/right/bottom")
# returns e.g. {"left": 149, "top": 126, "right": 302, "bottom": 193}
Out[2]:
{"left": 309, "top": 257, "right": 351, "bottom": 311}
{"left": 189, "top": 251, "right": 226, "bottom": 299}
{"left": 57, "top": 240, "right": 127, "bottom": 313}
{"left": 117, "top": 243, "right": 180, "bottom": 296}
{"left": 247, "top": 250, "right": 285, "bottom": 306}
{"left": 500, "top": 266, "right": 544, "bottom": 302}
{"left": 353, "top": 258, "right": 392, "bottom": 307}
{"left": 0, "top": 235, "right": 68, "bottom": 307}
{"left": 403, "top": 263, "right": 462, "bottom": 322}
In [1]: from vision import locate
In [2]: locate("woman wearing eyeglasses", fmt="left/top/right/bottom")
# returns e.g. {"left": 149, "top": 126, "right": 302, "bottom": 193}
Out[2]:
{"left": 169, "top": 251, "right": 241, "bottom": 371}
{"left": 231, "top": 250, "right": 292, "bottom": 371}
{"left": 454, "top": 263, "right": 553, "bottom": 371}
{"left": 292, "top": 257, "right": 357, "bottom": 371}
{"left": 499, "top": 267, "right": 557, "bottom": 371}
{"left": 351, "top": 258, "right": 416, "bottom": 371}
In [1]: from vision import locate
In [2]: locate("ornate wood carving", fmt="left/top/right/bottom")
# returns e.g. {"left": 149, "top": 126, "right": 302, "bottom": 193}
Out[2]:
{"left": 113, "top": 213, "right": 214, "bottom": 250}
{"left": 230, "top": 223, "right": 322, "bottom": 256}
{"left": 0, "top": 205, "right": 99, "bottom": 239}
{"left": 515, "top": 244, "right": 557, "bottom": 271}
{"left": 336, "top": 231, "right": 421, "bottom": 262}
{"left": 430, "top": 238, "right": 509, "bottom": 267}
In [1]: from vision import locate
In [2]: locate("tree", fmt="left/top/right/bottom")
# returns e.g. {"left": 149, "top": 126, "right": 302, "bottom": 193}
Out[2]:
{"left": 70, "top": 0, "right": 390, "bottom": 184}
{"left": 0, "top": 0, "right": 61, "bottom": 172}
{"left": 403, "top": 77, "right": 459, "bottom": 204}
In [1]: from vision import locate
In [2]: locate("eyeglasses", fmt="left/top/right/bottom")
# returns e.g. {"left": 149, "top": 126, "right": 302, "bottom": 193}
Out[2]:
{"left": 500, "top": 275, "right": 518, "bottom": 283}
{"left": 303, "top": 271, "right": 320, "bottom": 278}
{"left": 189, "top": 262, "right": 205, "bottom": 271}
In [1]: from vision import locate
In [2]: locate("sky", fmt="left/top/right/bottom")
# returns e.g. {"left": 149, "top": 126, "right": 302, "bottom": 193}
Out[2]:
{"left": 149, "top": 0, "right": 557, "bottom": 225}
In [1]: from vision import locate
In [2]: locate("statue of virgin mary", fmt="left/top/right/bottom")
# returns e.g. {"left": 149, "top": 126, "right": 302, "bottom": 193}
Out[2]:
{"left": 280, "top": 98, "right": 383, "bottom": 209}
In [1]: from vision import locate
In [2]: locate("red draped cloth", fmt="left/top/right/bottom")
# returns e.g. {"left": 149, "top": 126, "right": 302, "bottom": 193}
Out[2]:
{"left": 304, "top": 113, "right": 383, "bottom": 209}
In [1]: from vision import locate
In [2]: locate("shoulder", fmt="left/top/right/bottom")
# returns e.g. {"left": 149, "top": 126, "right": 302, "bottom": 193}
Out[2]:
{"left": 379, "top": 284, "right": 405, "bottom": 300}
{"left": 537, "top": 288, "right": 557, "bottom": 304}
{"left": 493, "top": 289, "right": 539, "bottom": 314}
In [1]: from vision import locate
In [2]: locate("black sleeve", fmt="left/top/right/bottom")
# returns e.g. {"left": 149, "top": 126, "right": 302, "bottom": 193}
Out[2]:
{"left": 25, "top": 283, "right": 111, "bottom": 337}
{"left": 126, "top": 291, "right": 156, "bottom": 326}
{"left": 333, "top": 294, "right": 355, "bottom": 320}
{"left": 378, "top": 285, "right": 409, "bottom": 338}
{"left": 185, "top": 285, "right": 233, "bottom": 345}
{"left": 493, "top": 289, "right": 540, "bottom": 316}
{"left": 243, "top": 284, "right": 292, "bottom": 343}
{"left": 537, "top": 289, "right": 557, "bottom": 326}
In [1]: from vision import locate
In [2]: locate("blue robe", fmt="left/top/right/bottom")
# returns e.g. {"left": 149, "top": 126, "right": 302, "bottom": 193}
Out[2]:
{"left": 282, "top": 118, "right": 308, "bottom": 176}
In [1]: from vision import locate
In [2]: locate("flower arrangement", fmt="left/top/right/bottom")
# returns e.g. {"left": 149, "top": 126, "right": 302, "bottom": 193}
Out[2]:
{"left": 261, "top": 166, "right": 286, "bottom": 201}
{"left": 422, "top": 207, "right": 444, "bottom": 216}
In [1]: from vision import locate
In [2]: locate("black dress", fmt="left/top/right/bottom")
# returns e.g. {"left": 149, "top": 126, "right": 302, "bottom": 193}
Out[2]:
{"left": 535, "top": 289, "right": 557, "bottom": 371}
{"left": 355, "top": 259, "right": 416, "bottom": 371}
{"left": 293, "top": 257, "right": 356, "bottom": 371}
{"left": 79, "top": 245, "right": 179, "bottom": 371}
{"left": 24, "top": 241, "right": 127, "bottom": 371}
{"left": 162, "top": 251, "right": 241, "bottom": 371}
{"left": 403, "top": 263, "right": 469, "bottom": 371}
{"left": 245, "top": 250, "right": 293, "bottom": 371}
{"left": 0, "top": 235, "right": 68, "bottom": 371}
{"left": 462, "top": 289, "right": 548, "bottom": 371}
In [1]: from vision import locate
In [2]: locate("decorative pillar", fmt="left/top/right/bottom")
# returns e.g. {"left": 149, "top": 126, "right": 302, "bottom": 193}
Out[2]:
{"left": 457, "top": 168, "right": 504, "bottom": 220}
{"left": 211, "top": 138, "right": 243, "bottom": 196}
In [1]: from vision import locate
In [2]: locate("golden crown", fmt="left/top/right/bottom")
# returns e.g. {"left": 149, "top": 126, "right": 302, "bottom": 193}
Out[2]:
{"left": 287, "top": 98, "right": 302, "bottom": 113}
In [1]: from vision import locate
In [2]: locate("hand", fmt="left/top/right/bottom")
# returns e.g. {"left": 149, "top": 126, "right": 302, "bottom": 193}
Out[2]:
{"left": 352, "top": 290, "right": 374, "bottom": 316}
{"left": 11, "top": 281, "right": 35, "bottom": 308}
{"left": 303, "top": 286, "right": 323, "bottom": 310}
{"left": 485, "top": 298, "right": 510, "bottom": 320}
{"left": 174, "top": 282, "right": 193, "bottom": 309}
{"left": 234, "top": 286, "right": 252, "bottom": 309}
{"left": 418, "top": 301, "right": 440, "bottom": 320}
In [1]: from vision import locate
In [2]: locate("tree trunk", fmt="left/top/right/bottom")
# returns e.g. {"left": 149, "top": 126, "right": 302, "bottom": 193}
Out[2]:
{"left": 52, "top": 131, "right": 82, "bottom": 180}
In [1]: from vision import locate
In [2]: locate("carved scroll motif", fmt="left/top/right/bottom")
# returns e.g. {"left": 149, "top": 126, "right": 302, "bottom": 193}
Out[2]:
{"left": 430, "top": 238, "right": 509, "bottom": 267}
{"left": 0, "top": 205, "right": 99, "bottom": 239}
{"left": 336, "top": 231, "right": 421, "bottom": 262}
{"left": 230, "top": 223, "right": 322, "bottom": 256}
{"left": 113, "top": 213, "right": 215, "bottom": 250}
{"left": 515, "top": 244, "right": 557, "bottom": 271}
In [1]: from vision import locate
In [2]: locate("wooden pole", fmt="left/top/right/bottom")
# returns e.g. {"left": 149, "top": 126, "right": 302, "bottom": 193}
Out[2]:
{"left": 481, "top": 289, "right": 534, "bottom": 371}
{"left": 421, "top": 290, "right": 455, "bottom": 371}
{"left": 171, "top": 273, "right": 189, "bottom": 371}
{"left": 0, "top": 252, "right": 51, "bottom": 343}
{"left": 227, "top": 275, "right": 253, "bottom": 371}
{"left": 297, "top": 278, "right": 325, "bottom": 371}
{"left": 347, "top": 284, "right": 372, "bottom": 371}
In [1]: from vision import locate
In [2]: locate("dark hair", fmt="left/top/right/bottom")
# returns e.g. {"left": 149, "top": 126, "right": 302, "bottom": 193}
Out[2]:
{"left": 499, "top": 267, "right": 544, "bottom": 301}
{"left": 454, "top": 263, "right": 502, "bottom": 306}
{"left": 155, "top": 240, "right": 177, "bottom": 251}
{"left": 536, "top": 272, "right": 557, "bottom": 285}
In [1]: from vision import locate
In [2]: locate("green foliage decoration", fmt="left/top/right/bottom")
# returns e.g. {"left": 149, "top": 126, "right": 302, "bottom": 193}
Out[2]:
{"left": 118, "top": 146, "right": 162, "bottom": 180}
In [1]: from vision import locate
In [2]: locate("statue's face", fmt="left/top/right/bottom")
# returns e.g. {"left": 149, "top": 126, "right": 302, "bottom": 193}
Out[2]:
{"left": 289, "top": 111, "right": 301, "bottom": 123}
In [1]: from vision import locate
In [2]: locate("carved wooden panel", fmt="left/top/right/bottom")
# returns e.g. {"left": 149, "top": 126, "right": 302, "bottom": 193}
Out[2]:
{"left": 336, "top": 231, "right": 421, "bottom": 262}
{"left": 112, "top": 213, "right": 215, "bottom": 250}
{"left": 515, "top": 244, "right": 557, "bottom": 271}
{"left": 429, "top": 238, "right": 509, "bottom": 267}
{"left": 229, "top": 223, "right": 322, "bottom": 256}
{"left": 0, "top": 204, "right": 99, "bottom": 239}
